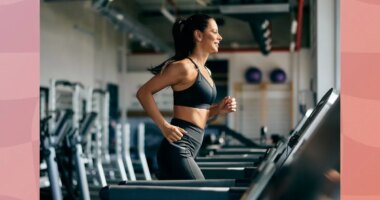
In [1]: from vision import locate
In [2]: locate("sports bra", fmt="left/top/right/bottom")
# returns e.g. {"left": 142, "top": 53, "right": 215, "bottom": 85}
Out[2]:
{"left": 173, "top": 57, "right": 217, "bottom": 109}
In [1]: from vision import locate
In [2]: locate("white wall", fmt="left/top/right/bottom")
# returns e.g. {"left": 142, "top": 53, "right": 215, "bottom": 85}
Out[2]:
{"left": 40, "top": 1, "right": 122, "bottom": 88}
{"left": 127, "top": 54, "right": 169, "bottom": 72}
{"left": 214, "top": 50, "right": 311, "bottom": 92}
{"left": 313, "top": 0, "right": 340, "bottom": 100}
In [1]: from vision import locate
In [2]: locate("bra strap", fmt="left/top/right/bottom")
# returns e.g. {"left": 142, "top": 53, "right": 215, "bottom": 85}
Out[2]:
{"left": 187, "top": 57, "right": 199, "bottom": 70}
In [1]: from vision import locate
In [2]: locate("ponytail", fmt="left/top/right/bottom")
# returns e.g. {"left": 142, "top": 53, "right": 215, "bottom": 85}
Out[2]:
{"left": 148, "top": 14, "right": 212, "bottom": 75}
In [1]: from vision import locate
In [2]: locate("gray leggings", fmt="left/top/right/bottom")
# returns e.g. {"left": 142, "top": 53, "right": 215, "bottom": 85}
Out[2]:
{"left": 156, "top": 118, "right": 205, "bottom": 180}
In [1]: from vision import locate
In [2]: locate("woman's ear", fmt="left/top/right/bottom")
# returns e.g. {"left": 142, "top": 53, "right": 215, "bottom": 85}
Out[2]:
{"left": 194, "top": 30, "right": 203, "bottom": 42}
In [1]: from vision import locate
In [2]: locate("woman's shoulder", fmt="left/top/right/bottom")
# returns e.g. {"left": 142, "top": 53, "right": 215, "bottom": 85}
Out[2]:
{"left": 166, "top": 59, "right": 196, "bottom": 75}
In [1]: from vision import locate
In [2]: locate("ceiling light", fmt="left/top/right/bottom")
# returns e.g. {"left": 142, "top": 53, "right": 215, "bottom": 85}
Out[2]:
{"left": 265, "top": 38, "right": 272, "bottom": 45}
{"left": 261, "top": 20, "right": 270, "bottom": 30}
{"left": 291, "top": 20, "right": 297, "bottom": 35}
{"left": 160, "top": 4, "right": 175, "bottom": 23}
{"left": 116, "top": 14, "right": 124, "bottom": 21}
{"left": 195, "top": 0, "right": 208, "bottom": 6}
{"left": 290, "top": 41, "right": 295, "bottom": 52}
{"left": 128, "top": 33, "right": 134, "bottom": 39}
{"left": 263, "top": 30, "right": 271, "bottom": 38}
{"left": 265, "top": 44, "right": 272, "bottom": 51}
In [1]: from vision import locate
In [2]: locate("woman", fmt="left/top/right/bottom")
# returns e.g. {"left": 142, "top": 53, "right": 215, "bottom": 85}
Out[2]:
{"left": 136, "top": 14, "right": 237, "bottom": 180}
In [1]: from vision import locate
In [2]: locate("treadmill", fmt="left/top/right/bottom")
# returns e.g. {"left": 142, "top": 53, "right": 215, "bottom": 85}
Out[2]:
{"left": 100, "top": 89, "right": 339, "bottom": 200}
{"left": 198, "top": 89, "right": 337, "bottom": 179}
{"left": 245, "top": 94, "right": 340, "bottom": 200}
{"left": 198, "top": 109, "right": 311, "bottom": 179}
{"left": 197, "top": 107, "right": 313, "bottom": 170}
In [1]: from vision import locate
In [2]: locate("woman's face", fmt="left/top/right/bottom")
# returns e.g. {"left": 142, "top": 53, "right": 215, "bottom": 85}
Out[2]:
{"left": 199, "top": 19, "right": 223, "bottom": 53}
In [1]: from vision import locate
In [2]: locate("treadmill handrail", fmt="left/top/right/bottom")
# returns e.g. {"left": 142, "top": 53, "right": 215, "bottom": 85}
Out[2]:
{"left": 207, "top": 125, "right": 262, "bottom": 147}
{"left": 79, "top": 112, "right": 98, "bottom": 140}
{"left": 52, "top": 109, "right": 74, "bottom": 146}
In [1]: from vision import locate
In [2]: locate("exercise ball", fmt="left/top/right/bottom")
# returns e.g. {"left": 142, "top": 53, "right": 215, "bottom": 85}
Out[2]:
{"left": 245, "top": 67, "right": 262, "bottom": 84}
{"left": 270, "top": 68, "right": 287, "bottom": 83}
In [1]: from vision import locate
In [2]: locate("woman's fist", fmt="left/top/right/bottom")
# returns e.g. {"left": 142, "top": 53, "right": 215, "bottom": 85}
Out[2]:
{"left": 217, "top": 96, "right": 237, "bottom": 114}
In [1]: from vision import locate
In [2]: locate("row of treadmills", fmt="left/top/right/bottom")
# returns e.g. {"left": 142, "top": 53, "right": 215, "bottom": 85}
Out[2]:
{"left": 100, "top": 88, "right": 340, "bottom": 200}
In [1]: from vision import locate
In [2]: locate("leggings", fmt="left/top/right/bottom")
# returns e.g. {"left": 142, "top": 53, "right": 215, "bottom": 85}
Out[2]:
{"left": 156, "top": 118, "right": 205, "bottom": 180}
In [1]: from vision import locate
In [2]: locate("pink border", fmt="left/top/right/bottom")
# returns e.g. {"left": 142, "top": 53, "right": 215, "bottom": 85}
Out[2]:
{"left": 1, "top": 0, "right": 380, "bottom": 199}
{"left": 0, "top": 0, "right": 39, "bottom": 200}
{"left": 342, "top": 0, "right": 380, "bottom": 199}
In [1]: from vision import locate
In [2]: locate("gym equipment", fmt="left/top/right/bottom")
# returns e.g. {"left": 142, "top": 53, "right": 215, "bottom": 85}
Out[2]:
{"left": 195, "top": 96, "right": 320, "bottom": 179}
{"left": 259, "top": 126, "right": 268, "bottom": 144}
{"left": 40, "top": 109, "right": 73, "bottom": 200}
{"left": 197, "top": 149, "right": 271, "bottom": 179}
{"left": 244, "top": 67, "right": 262, "bottom": 84}
{"left": 114, "top": 124, "right": 128, "bottom": 181}
{"left": 204, "top": 125, "right": 272, "bottom": 148}
{"left": 91, "top": 89, "right": 132, "bottom": 184}
{"left": 197, "top": 110, "right": 313, "bottom": 176}
{"left": 269, "top": 68, "right": 287, "bottom": 83}
{"left": 197, "top": 162, "right": 256, "bottom": 168}
{"left": 99, "top": 145, "right": 274, "bottom": 199}
{"left": 142, "top": 122, "right": 164, "bottom": 175}
{"left": 100, "top": 89, "right": 339, "bottom": 200}
{"left": 137, "top": 123, "right": 152, "bottom": 180}
{"left": 201, "top": 167, "right": 259, "bottom": 179}
{"left": 246, "top": 94, "right": 340, "bottom": 200}
{"left": 103, "top": 146, "right": 279, "bottom": 191}
{"left": 298, "top": 89, "right": 315, "bottom": 116}
{"left": 44, "top": 79, "right": 92, "bottom": 200}
{"left": 212, "top": 148, "right": 267, "bottom": 155}
{"left": 203, "top": 133, "right": 219, "bottom": 146}
{"left": 196, "top": 154, "right": 264, "bottom": 162}
{"left": 117, "top": 179, "right": 251, "bottom": 187}
{"left": 93, "top": 89, "right": 111, "bottom": 164}
{"left": 198, "top": 125, "right": 272, "bottom": 159}
{"left": 122, "top": 123, "right": 136, "bottom": 180}
{"left": 86, "top": 88, "right": 107, "bottom": 187}
{"left": 97, "top": 122, "right": 128, "bottom": 184}
{"left": 101, "top": 185, "right": 246, "bottom": 200}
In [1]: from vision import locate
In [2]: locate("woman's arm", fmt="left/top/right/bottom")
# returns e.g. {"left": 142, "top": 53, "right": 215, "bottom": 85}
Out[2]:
{"left": 136, "top": 62, "right": 189, "bottom": 142}
{"left": 208, "top": 96, "right": 237, "bottom": 119}
{"left": 208, "top": 104, "right": 220, "bottom": 118}
{"left": 136, "top": 85, "right": 170, "bottom": 130}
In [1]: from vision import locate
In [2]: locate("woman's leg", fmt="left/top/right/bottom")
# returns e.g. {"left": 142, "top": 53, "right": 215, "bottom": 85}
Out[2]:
{"left": 156, "top": 118, "right": 205, "bottom": 180}
{"left": 157, "top": 139, "right": 204, "bottom": 180}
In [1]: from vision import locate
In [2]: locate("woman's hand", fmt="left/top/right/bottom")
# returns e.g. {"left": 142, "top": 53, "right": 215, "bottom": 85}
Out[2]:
{"left": 217, "top": 96, "right": 237, "bottom": 114}
{"left": 160, "top": 123, "right": 187, "bottom": 143}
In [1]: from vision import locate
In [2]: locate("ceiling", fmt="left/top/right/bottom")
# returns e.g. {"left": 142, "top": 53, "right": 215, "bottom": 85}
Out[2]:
{"left": 94, "top": 0, "right": 311, "bottom": 54}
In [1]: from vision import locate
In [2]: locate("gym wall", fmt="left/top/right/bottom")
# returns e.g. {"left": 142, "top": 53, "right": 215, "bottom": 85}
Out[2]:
{"left": 40, "top": 1, "right": 122, "bottom": 87}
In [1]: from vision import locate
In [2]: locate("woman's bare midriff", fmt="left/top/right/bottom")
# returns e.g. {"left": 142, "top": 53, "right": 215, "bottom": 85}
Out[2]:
{"left": 173, "top": 105, "right": 209, "bottom": 129}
